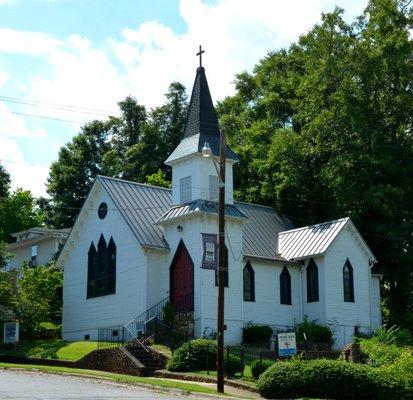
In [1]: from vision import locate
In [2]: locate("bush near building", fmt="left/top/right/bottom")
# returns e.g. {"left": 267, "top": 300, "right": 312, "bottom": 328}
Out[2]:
{"left": 242, "top": 324, "right": 273, "bottom": 344}
{"left": 257, "top": 359, "right": 411, "bottom": 400}
{"left": 166, "top": 339, "right": 243, "bottom": 375}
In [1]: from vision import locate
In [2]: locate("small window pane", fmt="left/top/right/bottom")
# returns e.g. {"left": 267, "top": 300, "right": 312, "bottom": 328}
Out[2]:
{"left": 343, "top": 259, "right": 355, "bottom": 302}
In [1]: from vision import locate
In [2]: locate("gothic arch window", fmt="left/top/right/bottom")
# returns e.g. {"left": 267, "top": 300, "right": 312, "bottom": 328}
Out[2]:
{"left": 343, "top": 258, "right": 355, "bottom": 302}
{"left": 87, "top": 242, "right": 98, "bottom": 298}
{"left": 215, "top": 246, "right": 229, "bottom": 287}
{"left": 280, "top": 266, "right": 292, "bottom": 305}
{"left": 108, "top": 237, "right": 117, "bottom": 294}
{"left": 307, "top": 258, "right": 319, "bottom": 302}
{"left": 243, "top": 261, "right": 255, "bottom": 301}
{"left": 87, "top": 235, "right": 116, "bottom": 299}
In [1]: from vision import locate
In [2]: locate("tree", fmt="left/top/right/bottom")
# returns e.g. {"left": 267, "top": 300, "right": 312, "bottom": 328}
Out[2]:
{"left": 10, "top": 264, "right": 63, "bottom": 339}
{"left": 0, "top": 189, "right": 43, "bottom": 243}
{"left": 0, "top": 164, "right": 10, "bottom": 200}
{"left": 47, "top": 120, "right": 110, "bottom": 228}
{"left": 217, "top": 1, "right": 413, "bottom": 331}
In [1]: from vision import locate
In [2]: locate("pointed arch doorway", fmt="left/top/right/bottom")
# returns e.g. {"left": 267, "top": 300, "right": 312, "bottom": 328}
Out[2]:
{"left": 170, "top": 240, "right": 194, "bottom": 313}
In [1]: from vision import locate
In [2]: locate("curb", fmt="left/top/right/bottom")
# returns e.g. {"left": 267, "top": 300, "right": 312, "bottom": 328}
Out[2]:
{"left": 0, "top": 365, "right": 247, "bottom": 399}
{"left": 154, "top": 369, "right": 259, "bottom": 393}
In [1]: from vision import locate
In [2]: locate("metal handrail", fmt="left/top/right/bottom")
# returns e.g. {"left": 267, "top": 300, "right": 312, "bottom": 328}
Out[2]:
{"left": 122, "top": 296, "right": 169, "bottom": 352}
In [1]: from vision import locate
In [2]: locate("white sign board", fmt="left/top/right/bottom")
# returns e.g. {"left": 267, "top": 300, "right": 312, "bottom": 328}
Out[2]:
{"left": 3, "top": 322, "right": 19, "bottom": 343}
{"left": 278, "top": 332, "right": 297, "bottom": 356}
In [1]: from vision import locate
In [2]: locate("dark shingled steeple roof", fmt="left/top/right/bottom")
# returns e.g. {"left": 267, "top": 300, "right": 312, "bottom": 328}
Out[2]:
{"left": 165, "top": 66, "right": 238, "bottom": 164}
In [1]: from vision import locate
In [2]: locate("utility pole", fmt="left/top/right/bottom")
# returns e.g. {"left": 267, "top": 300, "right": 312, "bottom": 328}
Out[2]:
{"left": 217, "top": 128, "right": 226, "bottom": 393}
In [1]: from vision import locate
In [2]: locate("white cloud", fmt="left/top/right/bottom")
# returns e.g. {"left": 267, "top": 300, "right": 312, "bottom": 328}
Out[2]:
{"left": 0, "top": 71, "right": 8, "bottom": 87}
{"left": 0, "top": 0, "right": 368, "bottom": 196}
{"left": 0, "top": 102, "right": 47, "bottom": 138}
{"left": 0, "top": 137, "right": 49, "bottom": 197}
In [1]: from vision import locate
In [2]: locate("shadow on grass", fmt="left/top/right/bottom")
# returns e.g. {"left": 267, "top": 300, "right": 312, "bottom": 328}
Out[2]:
{"left": 0, "top": 340, "right": 68, "bottom": 360}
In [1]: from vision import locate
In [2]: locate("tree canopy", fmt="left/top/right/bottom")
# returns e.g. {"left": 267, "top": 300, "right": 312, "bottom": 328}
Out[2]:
{"left": 217, "top": 0, "right": 413, "bottom": 330}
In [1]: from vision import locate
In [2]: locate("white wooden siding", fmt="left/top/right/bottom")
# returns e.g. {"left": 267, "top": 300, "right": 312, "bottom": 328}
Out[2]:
{"left": 62, "top": 183, "right": 146, "bottom": 341}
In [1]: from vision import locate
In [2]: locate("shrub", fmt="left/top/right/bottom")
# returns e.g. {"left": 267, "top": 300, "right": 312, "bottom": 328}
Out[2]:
{"left": 257, "top": 359, "right": 410, "bottom": 400}
{"left": 295, "top": 317, "right": 334, "bottom": 347}
{"left": 242, "top": 324, "right": 273, "bottom": 344}
{"left": 250, "top": 359, "right": 274, "bottom": 380}
{"left": 166, "top": 339, "right": 242, "bottom": 375}
{"left": 373, "top": 325, "right": 413, "bottom": 347}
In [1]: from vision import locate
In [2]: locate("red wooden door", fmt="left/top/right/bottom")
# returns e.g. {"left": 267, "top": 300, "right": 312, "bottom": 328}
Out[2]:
{"left": 171, "top": 246, "right": 194, "bottom": 313}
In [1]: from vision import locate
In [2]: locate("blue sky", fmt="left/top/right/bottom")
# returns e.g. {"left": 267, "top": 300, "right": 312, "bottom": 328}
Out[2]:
{"left": 0, "top": 0, "right": 368, "bottom": 197}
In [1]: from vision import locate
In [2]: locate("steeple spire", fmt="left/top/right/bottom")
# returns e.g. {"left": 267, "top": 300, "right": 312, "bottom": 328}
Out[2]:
{"left": 165, "top": 51, "right": 238, "bottom": 164}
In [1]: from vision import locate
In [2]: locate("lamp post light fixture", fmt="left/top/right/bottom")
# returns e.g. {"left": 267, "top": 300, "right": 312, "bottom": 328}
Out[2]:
{"left": 202, "top": 133, "right": 226, "bottom": 394}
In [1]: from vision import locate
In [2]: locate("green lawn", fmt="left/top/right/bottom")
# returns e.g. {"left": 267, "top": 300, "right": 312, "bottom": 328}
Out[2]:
{"left": 0, "top": 340, "right": 100, "bottom": 361}
{"left": 0, "top": 363, "right": 218, "bottom": 395}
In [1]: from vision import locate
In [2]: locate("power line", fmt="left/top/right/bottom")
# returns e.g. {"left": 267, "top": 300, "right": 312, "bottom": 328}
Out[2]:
{"left": 0, "top": 108, "right": 89, "bottom": 124}
{"left": 0, "top": 94, "right": 117, "bottom": 115}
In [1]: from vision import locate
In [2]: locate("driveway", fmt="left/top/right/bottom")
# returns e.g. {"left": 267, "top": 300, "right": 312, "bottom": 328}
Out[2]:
{"left": 0, "top": 370, "right": 207, "bottom": 399}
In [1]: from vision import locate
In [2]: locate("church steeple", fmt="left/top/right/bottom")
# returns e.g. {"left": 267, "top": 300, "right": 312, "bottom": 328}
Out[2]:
{"left": 183, "top": 66, "right": 221, "bottom": 139}
{"left": 166, "top": 49, "right": 237, "bottom": 206}
{"left": 165, "top": 59, "right": 238, "bottom": 164}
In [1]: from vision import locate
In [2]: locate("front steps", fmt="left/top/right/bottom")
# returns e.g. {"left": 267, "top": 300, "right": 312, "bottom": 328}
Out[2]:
{"left": 126, "top": 346, "right": 166, "bottom": 377}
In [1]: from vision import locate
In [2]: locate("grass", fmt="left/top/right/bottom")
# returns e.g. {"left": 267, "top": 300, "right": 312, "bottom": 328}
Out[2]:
{"left": 0, "top": 362, "right": 218, "bottom": 395}
{"left": 0, "top": 340, "right": 100, "bottom": 361}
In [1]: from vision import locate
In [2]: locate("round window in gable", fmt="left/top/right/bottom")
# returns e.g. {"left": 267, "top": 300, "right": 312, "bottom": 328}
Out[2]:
{"left": 98, "top": 202, "right": 108, "bottom": 219}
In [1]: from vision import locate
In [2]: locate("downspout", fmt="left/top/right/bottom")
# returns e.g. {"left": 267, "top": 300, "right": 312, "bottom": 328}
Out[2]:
{"left": 299, "top": 265, "right": 304, "bottom": 323}
{"left": 367, "top": 261, "right": 375, "bottom": 332}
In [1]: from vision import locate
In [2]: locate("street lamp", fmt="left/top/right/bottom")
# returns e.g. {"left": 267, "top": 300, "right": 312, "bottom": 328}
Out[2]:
{"left": 202, "top": 133, "right": 226, "bottom": 394}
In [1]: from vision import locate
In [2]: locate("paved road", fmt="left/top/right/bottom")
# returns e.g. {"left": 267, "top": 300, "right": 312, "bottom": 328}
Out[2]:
{"left": 0, "top": 370, "right": 207, "bottom": 400}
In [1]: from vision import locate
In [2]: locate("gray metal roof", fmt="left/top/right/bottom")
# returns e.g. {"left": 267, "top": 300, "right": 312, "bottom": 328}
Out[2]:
{"left": 98, "top": 176, "right": 171, "bottom": 249}
{"left": 156, "top": 199, "right": 247, "bottom": 224}
{"left": 234, "top": 202, "right": 294, "bottom": 259}
{"left": 277, "top": 217, "right": 349, "bottom": 260}
{"left": 98, "top": 176, "right": 295, "bottom": 259}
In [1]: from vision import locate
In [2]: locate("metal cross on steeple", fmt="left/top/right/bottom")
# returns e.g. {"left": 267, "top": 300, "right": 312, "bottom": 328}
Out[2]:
{"left": 196, "top": 45, "right": 205, "bottom": 67}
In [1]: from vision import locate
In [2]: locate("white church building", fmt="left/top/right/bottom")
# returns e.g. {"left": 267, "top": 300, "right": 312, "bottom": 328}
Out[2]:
{"left": 59, "top": 64, "right": 382, "bottom": 349}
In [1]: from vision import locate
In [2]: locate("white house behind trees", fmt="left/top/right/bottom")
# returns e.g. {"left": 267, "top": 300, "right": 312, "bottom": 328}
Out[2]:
{"left": 58, "top": 63, "right": 381, "bottom": 349}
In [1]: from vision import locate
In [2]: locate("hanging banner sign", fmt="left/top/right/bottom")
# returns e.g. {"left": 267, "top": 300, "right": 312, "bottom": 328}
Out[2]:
{"left": 278, "top": 332, "right": 297, "bottom": 357}
{"left": 3, "top": 322, "right": 19, "bottom": 343}
{"left": 201, "top": 233, "right": 218, "bottom": 269}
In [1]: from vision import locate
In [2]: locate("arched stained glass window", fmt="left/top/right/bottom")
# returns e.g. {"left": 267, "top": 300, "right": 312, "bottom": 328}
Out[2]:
{"left": 243, "top": 261, "right": 255, "bottom": 301}
{"left": 87, "top": 235, "right": 117, "bottom": 299}
{"left": 280, "top": 266, "right": 292, "bottom": 305}
{"left": 307, "top": 258, "right": 319, "bottom": 302}
{"left": 343, "top": 258, "right": 355, "bottom": 302}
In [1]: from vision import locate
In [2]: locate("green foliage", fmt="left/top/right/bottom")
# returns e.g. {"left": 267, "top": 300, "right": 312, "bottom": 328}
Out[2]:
{"left": 166, "top": 339, "right": 243, "bottom": 375}
{"left": 46, "top": 83, "right": 187, "bottom": 228}
{"left": 295, "top": 317, "right": 334, "bottom": 347}
{"left": 242, "top": 324, "right": 273, "bottom": 344}
{"left": 0, "top": 189, "right": 43, "bottom": 243}
{"left": 359, "top": 335, "right": 413, "bottom": 393}
{"left": 146, "top": 169, "right": 171, "bottom": 188}
{"left": 257, "top": 359, "right": 411, "bottom": 400}
{"left": 0, "top": 164, "right": 10, "bottom": 200}
{"left": 250, "top": 359, "right": 274, "bottom": 380}
{"left": 217, "top": 0, "right": 413, "bottom": 333}
{"left": 8, "top": 264, "right": 63, "bottom": 339}
{"left": 162, "top": 301, "right": 175, "bottom": 327}
{"left": 167, "top": 339, "right": 216, "bottom": 372}
{"left": 372, "top": 325, "right": 413, "bottom": 346}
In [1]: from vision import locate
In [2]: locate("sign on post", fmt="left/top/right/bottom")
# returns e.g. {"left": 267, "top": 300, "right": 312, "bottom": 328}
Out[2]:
{"left": 278, "top": 332, "right": 297, "bottom": 357}
{"left": 3, "top": 322, "right": 19, "bottom": 343}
